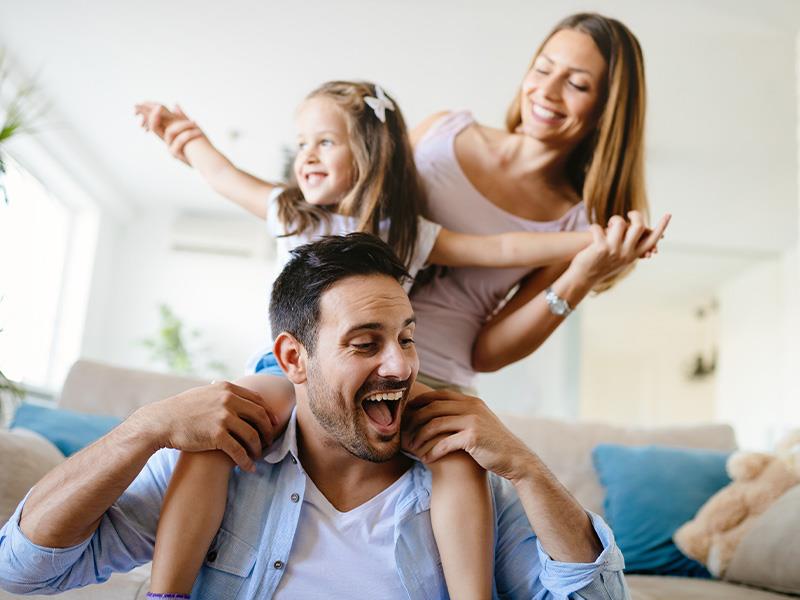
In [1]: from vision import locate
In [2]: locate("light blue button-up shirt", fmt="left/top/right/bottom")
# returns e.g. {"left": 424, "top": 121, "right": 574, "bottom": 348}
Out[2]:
{"left": 0, "top": 414, "right": 629, "bottom": 599}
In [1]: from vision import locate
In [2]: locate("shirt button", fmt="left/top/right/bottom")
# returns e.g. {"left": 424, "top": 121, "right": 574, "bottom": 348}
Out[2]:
{"left": 274, "top": 560, "right": 284, "bottom": 570}
{"left": 290, "top": 456, "right": 297, "bottom": 464}
{"left": 206, "top": 549, "right": 218, "bottom": 562}
{"left": 290, "top": 493, "right": 300, "bottom": 503}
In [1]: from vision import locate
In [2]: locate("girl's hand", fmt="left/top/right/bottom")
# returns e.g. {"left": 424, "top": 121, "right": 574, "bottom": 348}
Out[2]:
{"left": 135, "top": 101, "right": 178, "bottom": 138}
{"left": 572, "top": 211, "right": 670, "bottom": 285}
{"left": 135, "top": 103, "right": 206, "bottom": 165}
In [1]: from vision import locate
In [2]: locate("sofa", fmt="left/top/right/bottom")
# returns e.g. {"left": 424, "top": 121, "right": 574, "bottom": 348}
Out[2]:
{"left": 0, "top": 359, "right": 793, "bottom": 599}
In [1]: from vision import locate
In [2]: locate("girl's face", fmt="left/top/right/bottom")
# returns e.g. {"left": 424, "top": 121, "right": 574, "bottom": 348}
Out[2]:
{"left": 518, "top": 29, "right": 607, "bottom": 149}
{"left": 293, "top": 97, "right": 356, "bottom": 207}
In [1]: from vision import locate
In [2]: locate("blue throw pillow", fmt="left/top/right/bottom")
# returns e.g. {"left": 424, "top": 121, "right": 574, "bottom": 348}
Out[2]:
{"left": 10, "top": 403, "right": 122, "bottom": 457}
{"left": 592, "top": 444, "right": 731, "bottom": 577}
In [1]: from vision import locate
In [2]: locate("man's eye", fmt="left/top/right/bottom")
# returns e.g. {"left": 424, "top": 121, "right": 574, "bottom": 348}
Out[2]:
{"left": 352, "top": 343, "right": 375, "bottom": 351}
{"left": 401, "top": 338, "right": 415, "bottom": 347}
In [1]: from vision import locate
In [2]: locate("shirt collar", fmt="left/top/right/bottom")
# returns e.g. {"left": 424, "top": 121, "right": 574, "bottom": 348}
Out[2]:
{"left": 264, "top": 407, "right": 301, "bottom": 465}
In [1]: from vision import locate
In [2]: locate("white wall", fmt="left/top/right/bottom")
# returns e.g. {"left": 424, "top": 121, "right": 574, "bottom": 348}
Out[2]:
{"left": 82, "top": 210, "right": 276, "bottom": 380}
{"left": 476, "top": 315, "right": 580, "bottom": 419}
{"left": 715, "top": 248, "right": 800, "bottom": 449}
{"left": 578, "top": 290, "right": 717, "bottom": 427}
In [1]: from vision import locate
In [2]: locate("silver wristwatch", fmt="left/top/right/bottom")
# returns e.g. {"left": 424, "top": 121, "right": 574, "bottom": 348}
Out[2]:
{"left": 545, "top": 287, "right": 573, "bottom": 317}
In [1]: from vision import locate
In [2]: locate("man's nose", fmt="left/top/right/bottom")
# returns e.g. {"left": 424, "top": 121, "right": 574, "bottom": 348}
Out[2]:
{"left": 377, "top": 342, "right": 414, "bottom": 381}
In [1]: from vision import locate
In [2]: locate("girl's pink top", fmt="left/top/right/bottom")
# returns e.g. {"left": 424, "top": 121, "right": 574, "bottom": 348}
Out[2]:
{"left": 411, "top": 110, "right": 588, "bottom": 387}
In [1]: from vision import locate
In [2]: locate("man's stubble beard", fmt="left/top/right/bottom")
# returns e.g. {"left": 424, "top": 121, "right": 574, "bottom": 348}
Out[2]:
{"left": 306, "top": 359, "right": 400, "bottom": 463}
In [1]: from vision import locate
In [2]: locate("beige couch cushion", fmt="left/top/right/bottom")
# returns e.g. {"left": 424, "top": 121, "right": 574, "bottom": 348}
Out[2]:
{"left": 59, "top": 360, "right": 207, "bottom": 419}
{"left": 498, "top": 415, "right": 737, "bottom": 516}
{"left": 0, "top": 429, "right": 64, "bottom": 523}
{"left": 627, "top": 574, "right": 791, "bottom": 599}
{"left": 725, "top": 484, "right": 800, "bottom": 595}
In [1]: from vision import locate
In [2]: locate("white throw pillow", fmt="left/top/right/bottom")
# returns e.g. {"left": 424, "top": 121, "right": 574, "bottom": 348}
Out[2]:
{"left": 0, "top": 428, "right": 65, "bottom": 524}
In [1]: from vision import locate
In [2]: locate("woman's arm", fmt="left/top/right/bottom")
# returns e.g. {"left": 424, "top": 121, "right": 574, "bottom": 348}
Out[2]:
{"left": 472, "top": 214, "right": 670, "bottom": 372}
{"left": 135, "top": 103, "right": 277, "bottom": 219}
{"left": 428, "top": 228, "right": 592, "bottom": 269}
{"left": 471, "top": 261, "right": 579, "bottom": 372}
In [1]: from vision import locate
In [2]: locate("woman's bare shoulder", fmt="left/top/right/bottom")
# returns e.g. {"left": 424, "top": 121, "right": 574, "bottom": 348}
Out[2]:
{"left": 410, "top": 110, "right": 451, "bottom": 148}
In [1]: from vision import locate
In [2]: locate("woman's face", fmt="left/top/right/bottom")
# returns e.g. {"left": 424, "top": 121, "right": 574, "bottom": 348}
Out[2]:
{"left": 518, "top": 29, "right": 607, "bottom": 149}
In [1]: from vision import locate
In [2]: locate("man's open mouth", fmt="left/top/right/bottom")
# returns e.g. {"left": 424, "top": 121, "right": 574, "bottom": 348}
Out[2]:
{"left": 361, "top": 389, "right": 403, "bottom": 429}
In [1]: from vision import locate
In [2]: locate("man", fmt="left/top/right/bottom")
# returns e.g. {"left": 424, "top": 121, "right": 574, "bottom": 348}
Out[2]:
{"left": 0, "top": 233, "right": 627, "bottom": 598}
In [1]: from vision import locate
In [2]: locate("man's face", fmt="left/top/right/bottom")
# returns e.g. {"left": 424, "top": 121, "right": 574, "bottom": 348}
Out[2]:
{"left": 304, "top": 274, "right": 419, "bottom": 462}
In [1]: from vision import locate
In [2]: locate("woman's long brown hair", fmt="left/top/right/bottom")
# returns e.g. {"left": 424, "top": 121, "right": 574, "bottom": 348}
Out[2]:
{"left": 506, "top": 13, "right": 648, "bottom": 290}
{"left": 276, "top": 81, "right": 422, "bottom": 269}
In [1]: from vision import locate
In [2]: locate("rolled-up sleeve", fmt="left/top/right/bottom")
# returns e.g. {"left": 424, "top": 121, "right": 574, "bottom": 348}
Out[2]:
{"left": 492, "top": 476, "right": 629, "bottom": 599}
{"left": 536, "top": 511, "right": 628, "bottom": 599}
{"left": 0, "top": 449, "right": 178, "bottom": 595}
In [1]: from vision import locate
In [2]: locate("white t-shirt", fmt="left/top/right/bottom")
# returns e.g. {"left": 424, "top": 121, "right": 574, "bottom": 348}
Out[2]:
{"left": 273, "top": 471, "right": 413, "bottom": 599}
{"left": 265, "top": 187, "right": 441, "bottom": 292}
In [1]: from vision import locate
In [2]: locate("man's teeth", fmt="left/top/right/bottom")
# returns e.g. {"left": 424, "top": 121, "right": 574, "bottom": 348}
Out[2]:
{"left": 364, "top": 391, "right": 403, "bottom": 402}
{"left": 533, "top": 104, "right": 561, "bottom": 119}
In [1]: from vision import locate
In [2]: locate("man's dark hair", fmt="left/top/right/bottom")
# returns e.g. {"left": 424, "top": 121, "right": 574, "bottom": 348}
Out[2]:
{"left": 269, "top": 233, "right": 411, "bottom": 354}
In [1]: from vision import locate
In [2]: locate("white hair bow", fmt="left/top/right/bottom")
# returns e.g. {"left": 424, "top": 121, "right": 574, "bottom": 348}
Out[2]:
{"left": 364, "top": 85, "right": 395, "bottom": 123}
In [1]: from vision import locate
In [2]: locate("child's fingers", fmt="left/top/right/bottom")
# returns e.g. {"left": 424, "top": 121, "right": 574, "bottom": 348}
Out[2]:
{"left": 169, "top": 129, "right": 203, "bottom": 161}
{"left": 174, "top": 104, "right": 189, "bottom": 120}
{"left": 163, "top": 119, "right": 197, "bottom": 145}
{"left": 147, "top": 106, "right": 165, "bottom": 135}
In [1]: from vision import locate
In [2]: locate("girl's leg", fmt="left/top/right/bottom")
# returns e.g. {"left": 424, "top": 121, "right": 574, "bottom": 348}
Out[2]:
{"left": 429, "top": 451, "right": 493, "bottom": 600}
{"left": 149, "top": 450, "right": 233, "bottom": 596}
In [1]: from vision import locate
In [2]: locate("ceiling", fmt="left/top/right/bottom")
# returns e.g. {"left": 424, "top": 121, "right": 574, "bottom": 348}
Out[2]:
{"left": 2, "top": 0, "right": 799, "bottom": 305}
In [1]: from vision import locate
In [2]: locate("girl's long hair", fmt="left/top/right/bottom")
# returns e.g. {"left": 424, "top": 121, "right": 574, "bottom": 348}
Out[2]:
{"left": 276, "top": 81, "right": 422, "bottom": 268}
{"left": 506, "top": 13, "right": 648, "bottom": 290}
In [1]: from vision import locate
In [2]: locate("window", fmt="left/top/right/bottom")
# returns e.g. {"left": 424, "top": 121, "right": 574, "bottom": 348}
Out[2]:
{"left": 0, "top": 156, "right": 72, "bottom": 389}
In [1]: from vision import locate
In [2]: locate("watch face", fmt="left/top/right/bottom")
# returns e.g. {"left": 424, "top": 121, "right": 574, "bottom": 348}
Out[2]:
{"left": 546, "top": 289, "right": 569, "bottom": 316}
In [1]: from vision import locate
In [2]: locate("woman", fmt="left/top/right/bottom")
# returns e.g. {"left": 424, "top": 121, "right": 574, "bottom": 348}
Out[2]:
{"left": 409, "top": 12, "right": 667, "bottom": 391}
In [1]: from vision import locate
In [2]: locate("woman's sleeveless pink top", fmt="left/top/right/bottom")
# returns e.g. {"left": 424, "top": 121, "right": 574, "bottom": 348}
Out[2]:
{"left": 411, "top": 110, "right": 588, "bottom": 387}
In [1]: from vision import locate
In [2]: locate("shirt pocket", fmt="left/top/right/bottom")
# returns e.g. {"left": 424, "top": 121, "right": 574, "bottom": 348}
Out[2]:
{"left": 197, "top": 527, "right": 257, "bottom": 599}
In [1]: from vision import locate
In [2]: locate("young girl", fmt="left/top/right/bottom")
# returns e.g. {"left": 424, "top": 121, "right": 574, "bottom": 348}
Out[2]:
{"left": 136, "top": 81, "right": 658, "bottom": 599}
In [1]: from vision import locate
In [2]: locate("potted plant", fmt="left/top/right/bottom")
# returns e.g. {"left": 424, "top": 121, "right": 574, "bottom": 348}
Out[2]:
{"left": 141, "top": 304, "right": 228, "bottom": 378}
{"left": 0, "top": 48, "right": 46, "bottom": 204}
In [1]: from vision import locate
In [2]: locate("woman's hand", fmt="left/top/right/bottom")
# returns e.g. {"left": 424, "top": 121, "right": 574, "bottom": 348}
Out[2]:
{"left": 570, "top": 211, "right": 670, "bottom": 286}
{"left": 134, "top": 102, "right": 207, "bottom": 165}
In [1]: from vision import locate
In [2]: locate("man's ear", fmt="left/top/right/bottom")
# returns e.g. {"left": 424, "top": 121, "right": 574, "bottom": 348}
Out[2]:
{"left": 274, "top": 332, "right": 307, "bottom": 384}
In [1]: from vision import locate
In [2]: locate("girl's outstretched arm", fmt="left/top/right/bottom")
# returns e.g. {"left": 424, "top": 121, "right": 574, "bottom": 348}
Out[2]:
{"left": 148, "top": 374, "right": 295, "bottom": 596}
{"left": 135, "top": 102, "right": 277, "bottom": 219}
{"left": 428, "top": 227, "right": 592, "bottom": 269}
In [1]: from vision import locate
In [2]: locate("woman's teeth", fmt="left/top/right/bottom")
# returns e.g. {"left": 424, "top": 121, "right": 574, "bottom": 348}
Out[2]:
{"left": 532, "top": 104, "right": 562, "bottom": 120}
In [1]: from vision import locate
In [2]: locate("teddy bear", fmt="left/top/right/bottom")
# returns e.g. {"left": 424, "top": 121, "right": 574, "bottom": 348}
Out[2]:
{"left": 673, "top": 430, "right": 800, "bottom": 578}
